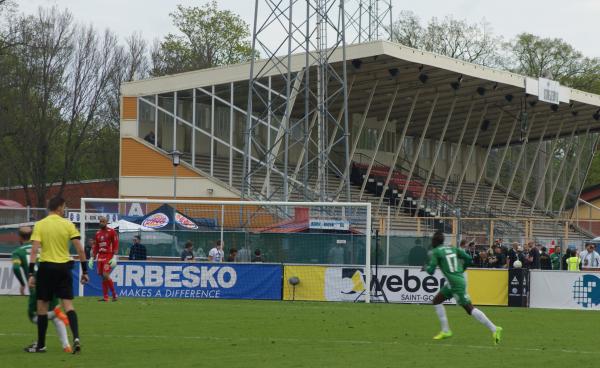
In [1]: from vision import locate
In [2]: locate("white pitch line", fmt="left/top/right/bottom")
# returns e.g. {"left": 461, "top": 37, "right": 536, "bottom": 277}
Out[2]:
{"left": 1, "top": 332, "right": 598, "bottom": 355}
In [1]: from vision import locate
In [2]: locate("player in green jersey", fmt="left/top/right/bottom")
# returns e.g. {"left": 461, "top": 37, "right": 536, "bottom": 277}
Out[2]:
{"left": 12, "top": 226, "right": 72, "bottom": 353}
{"left": 425, "top": 231, "right": 503, "bottom": 345}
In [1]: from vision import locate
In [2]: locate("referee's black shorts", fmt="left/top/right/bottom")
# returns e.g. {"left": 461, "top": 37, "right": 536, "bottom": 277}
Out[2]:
{"left": 36, "top": 261, "right": 74, "bottom": 301}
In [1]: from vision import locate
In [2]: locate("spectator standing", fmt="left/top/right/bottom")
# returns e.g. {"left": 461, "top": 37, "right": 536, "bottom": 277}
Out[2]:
{"left": 539, "top": 247, "right": 552, "bottom": 270}
{"left": 252, "top": 249, "right": 263, "bottom": 263}
{"left": 474, "top": 251, "right": 491, "bottom": 268}
{"left": 85, "top": 238, "right": 95, "bottom": 260}
{"left": 507, "top": 242, "right": 524, "bottom": 269}
{"left": 180, "top": 241, "right": 195, "bottom": 262}
{"left": 567, "top": 249, "right": 580, "bottom": 271}
{"left": 328, "top": 242, "right": 345, "bottom": 264}
{"left": 579, "top": 243, "right": 600, "bottom": 271}
{"left": 562, "top": 248, "right": 573, "bottom": 271}
{"left": 460, "top": 240, "right": 478, "bottom": 259}
{"left": 489, "top": 245, "right": 506, "bottom": 269}
{"left": 227, "top": 248, "right": 238, "bottom": 262}
{"left": 144, "top": 130, "right": 155, "bottom": 145}
{"left": 525, "top": 241, "right": 540, "bottom": 269}
{"left": 550, "top": 245, "right": 562, "bottom": 270}
{"left": 208, "top": 240, "right": 224, "bottom": 262}
{"left": 237, "top": 246, "right": 252, "bottom": 262}
{"left": 128, "top": 235, "right": 147, "bottom": 261}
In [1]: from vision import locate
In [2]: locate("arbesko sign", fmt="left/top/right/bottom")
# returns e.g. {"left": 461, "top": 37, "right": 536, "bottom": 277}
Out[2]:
{"left": 82, "top": 262, "right": 282, "bottom": 300}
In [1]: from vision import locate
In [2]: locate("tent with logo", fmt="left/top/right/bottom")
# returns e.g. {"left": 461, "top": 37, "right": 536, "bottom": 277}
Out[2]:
{"left": 116, "top": 204, "right": 216, "bottom": 231}
{"left": 107, "top": 205, "right": 215, "bottom": 251}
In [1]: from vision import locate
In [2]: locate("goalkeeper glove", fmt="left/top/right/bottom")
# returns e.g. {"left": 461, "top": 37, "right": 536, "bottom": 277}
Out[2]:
{"left": 109, "top": 255, "right": 118, "bottom": 268}
{"left": 88, "top": 258, "right": 94, "bottom": 270}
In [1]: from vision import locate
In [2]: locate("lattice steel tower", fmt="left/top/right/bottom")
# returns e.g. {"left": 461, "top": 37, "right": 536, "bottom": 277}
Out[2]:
{"left": 243, "top": 0, "right": 392, "bottom": 202}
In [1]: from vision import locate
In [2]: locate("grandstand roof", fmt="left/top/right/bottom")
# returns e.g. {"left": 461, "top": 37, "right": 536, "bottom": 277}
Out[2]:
{"left": 122, "top": 40, "right": 600, "bottom": 148}
{"left": 580, "top": 183, "right": 600, "bottom": 203}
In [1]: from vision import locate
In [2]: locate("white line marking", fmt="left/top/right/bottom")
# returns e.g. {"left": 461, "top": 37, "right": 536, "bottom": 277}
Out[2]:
{"left": 1, "top": 332, "right": 598, "bottom": 355}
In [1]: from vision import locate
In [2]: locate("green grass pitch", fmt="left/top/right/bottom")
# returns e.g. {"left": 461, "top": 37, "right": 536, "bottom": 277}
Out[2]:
{"left": 1, "top": 296, "right": 598, "bottom": 368}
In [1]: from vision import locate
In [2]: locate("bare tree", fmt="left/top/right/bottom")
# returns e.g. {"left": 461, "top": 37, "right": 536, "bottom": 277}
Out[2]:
{"left": 56, "top": 26, "right": 120, "bottom": 197}
{"left": 0, "top": 6, "right": 149, "bottom": 206}
{"left": 388, "top": 11, "right": 503, "bottom": 67}
{"left": 8, "top": 7, "right": 74, "bottom": 207}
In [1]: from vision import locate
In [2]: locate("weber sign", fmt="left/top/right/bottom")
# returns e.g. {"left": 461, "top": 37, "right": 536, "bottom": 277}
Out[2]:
{"left": 324, "top": 266, "right": 456, "bottom": 304}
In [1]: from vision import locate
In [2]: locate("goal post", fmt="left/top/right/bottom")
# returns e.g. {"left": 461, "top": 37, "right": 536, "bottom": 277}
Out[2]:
{"left": 80, "top": 198, "right": 373, "bottom": 303}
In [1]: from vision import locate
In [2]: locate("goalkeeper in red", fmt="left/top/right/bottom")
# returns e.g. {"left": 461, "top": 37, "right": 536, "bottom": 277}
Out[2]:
{"left": 90, "top": 216, "right": 119, "bottom": 302}
{"left": 425, "top": 231, "right": 503, "bottom": 345}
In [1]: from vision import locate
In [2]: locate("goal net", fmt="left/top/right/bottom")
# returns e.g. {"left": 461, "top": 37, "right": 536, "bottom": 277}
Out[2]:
{"left": 79, "top": 198, "right": 373, "bottom": 302}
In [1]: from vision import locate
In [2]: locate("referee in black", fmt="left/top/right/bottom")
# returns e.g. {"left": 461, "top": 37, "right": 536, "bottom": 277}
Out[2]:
{"left": 25, "top": 197, "right": 89, "bottom": 354}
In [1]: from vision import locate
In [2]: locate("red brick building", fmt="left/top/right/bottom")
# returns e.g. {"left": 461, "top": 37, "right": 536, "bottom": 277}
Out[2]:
{"left": 1, "top": 179, "right": 118, "bottom": 209}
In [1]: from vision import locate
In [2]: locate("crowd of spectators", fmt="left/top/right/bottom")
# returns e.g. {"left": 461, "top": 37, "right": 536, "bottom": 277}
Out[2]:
{"left": 119, "top": 236, "right": 266, "bottom": 263}
{"left": 460, "top": 238, "right": 600, "bottom": 271}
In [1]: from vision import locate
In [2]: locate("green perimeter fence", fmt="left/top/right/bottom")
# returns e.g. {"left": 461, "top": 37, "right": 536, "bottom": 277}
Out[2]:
{"left": 0, "top": 228, "right": 431, "bottom": 266}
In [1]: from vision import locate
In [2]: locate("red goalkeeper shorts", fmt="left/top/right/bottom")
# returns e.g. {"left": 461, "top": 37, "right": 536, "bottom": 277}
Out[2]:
{"left": 97, "top": 260, "right": 113, "bottom": 275}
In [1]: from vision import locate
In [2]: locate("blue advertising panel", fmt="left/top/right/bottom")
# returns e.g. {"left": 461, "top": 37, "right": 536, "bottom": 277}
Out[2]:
{"left": 72, "top": 263, "right": 80, "bottom": 296}
{"left": 82, "top": 262, "right": 282, "bottom": 300}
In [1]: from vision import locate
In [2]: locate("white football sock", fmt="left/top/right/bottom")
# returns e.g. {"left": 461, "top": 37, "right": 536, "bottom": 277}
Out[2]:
{"left": 434, "top": 304, "right": 450, "bottom": 332}
{"left": 471, "top": 308, "right": 496, "bottom": 333}
{"left": 52, "top": 318, "right": 70, "bottom": 348}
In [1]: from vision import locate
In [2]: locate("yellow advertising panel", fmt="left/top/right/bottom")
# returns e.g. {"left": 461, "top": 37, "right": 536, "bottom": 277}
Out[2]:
{"left": 466, "top": 269, "right": 508, "bottom": 306}
{"left": 283, "top": 265, "right": 327, "bottom": 301}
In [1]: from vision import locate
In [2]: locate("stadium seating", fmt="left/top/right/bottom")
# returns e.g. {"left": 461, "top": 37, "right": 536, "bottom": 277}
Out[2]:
{"left": 179, "top": 149, "right": 587, "bottom": 240}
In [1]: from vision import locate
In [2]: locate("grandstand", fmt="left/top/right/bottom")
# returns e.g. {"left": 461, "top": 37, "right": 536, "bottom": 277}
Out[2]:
{"left": 118, "top": 38, "right": 600, "bottom": 247}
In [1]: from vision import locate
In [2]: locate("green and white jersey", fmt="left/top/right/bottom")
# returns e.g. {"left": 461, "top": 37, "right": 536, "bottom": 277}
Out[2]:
{"left": 11, "top": 243, "right": 32, "bottom": 283}
{"left": 426, "top": 245, "right": 472, "bottom": 279}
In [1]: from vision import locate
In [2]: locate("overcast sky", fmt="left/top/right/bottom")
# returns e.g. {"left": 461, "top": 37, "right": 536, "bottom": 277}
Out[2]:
{"left": 16, "top": 0, "right": 600, "bottom": 58}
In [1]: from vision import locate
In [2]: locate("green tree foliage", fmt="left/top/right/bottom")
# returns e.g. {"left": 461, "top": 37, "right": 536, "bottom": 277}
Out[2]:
{"left": 151, "top": 1, "right": 253, "bottom": 76}
{"left": 504, "top": 33, "right": 600, "bottom": 93}
{"left": 503, "top": 34, "right": 600, "bottom": 190}
{"left": 390, "top": 11, "right": 600, "bottom": 200}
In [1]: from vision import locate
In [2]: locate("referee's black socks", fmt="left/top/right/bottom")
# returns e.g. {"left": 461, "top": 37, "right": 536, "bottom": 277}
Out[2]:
{"left": 67, "top": 310, "right": 80, "bottom": 340}
{"left": 37, "top": 314, "right": 48, "bottom": 348}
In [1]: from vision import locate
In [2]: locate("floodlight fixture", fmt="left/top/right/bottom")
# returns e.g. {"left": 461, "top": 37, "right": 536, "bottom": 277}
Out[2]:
{"left": 351, "top": 59, "right": 362, "bottom": 70}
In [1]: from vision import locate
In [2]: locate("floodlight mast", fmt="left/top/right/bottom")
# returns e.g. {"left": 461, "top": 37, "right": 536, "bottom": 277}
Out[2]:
{"left": 243, "top": 0, "right": 392, "bottom": 203}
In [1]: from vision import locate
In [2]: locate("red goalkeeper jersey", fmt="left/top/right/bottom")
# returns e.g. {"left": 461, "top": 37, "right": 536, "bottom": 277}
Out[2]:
{"left": 93, "top": 227, "right": 119, "bottom": 261}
